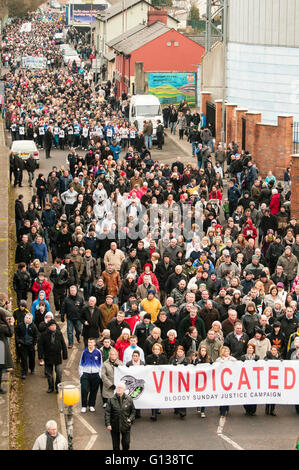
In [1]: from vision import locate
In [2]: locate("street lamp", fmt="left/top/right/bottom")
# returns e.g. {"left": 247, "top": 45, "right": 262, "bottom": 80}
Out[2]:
{"left": 58, "top": 381, "right": 81, "bottom": 450}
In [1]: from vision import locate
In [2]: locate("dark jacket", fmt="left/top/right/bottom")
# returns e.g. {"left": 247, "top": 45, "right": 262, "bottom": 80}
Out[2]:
{"left": 91, "top": 283, "right": 108, "bottom": 306}
{"left": 224, "top": 331, "right": 249, "bottom": 359}
{"left": 162, "top": 338, "right": 179, "bottom": 359}
{"left": 277, "top": 314, "right": 299, "bottom": 343}
{"left": 165, "top": 272, "right": 187, "bottom": 294}
{"left": 106, "top": 318, "right": 131, "bottom": 343}
{"left": 15, "top": 321, "right": 38, "bottom": 348}
{"left": 13, "top": 269, "right": 31, "bottom": 293}
{"left": 15, "top": 199, "right": 25, "bottom": 221}
{"left": 134, "top": 321, "right": 155, "bottom": 351}
{"left": 61, "top": 294, "right": 84, "bottom": 322}
{"left": 145, "top": 353, "right": 168, "bottom": 365}
{"left": 15, "top": 241, "right": 35, "bottom": 264}
{"left": 155, "top": 260, "right": 176, "bottom": 287}
{"left": 80, "top": 305, "right": 103, "bottom": 338}
{"left": 105, "top": 393, "right": 136, "bottom": 432}
{"left": 178, "top": 315, "right": 206, "bottom": 341}
{"left": 50, "top": 265, "right": 69, "bottom": 291}
{"left": 154, "top": 317, "right": 176, "bottom": 340}
{"left": 38, "top": 326, "right": 68, "bottom": 365}
{"left": 0, "top": 315, "right": 14, "bottom": 368}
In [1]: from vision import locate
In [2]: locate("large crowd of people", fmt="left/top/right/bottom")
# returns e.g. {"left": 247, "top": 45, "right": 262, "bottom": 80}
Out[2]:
{"left": 0, "top": 9, "right": 298, "bottom": 451}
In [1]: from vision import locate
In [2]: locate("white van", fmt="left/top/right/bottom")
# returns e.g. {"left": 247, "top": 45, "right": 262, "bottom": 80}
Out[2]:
{"left": 129, "top": 95, "right": 163, "bottom": 140}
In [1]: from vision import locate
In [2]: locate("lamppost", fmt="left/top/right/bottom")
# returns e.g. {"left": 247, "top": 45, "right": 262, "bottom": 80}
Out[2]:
{"left": 58, "top": 381, "right": 81, "bottom": 450}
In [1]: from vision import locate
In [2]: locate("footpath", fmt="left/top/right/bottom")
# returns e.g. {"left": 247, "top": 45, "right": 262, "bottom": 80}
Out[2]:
{"left": 2, "top": 127, "right": 67, "bottom": 450}
{"left": 0, "top": 117, "right": 10, "bottom": 450}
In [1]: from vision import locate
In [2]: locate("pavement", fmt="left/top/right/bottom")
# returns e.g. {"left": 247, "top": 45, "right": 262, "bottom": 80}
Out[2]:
{"left": 0, "top": 116, "right": 10, "bottom": 451}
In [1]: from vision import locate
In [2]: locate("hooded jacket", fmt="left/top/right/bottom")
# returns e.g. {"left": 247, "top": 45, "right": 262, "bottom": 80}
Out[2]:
{"left": 31, "top": 290, "right": 51, "bottom": 321}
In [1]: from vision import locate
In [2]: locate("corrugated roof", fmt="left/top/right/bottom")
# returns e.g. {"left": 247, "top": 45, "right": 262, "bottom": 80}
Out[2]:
{"left": 97, "top": 0, "right": 151, "bottom": 21}
{"left": 112, "top": 21, "right": 170, "bottom": 55}
{"left": 107, "top": 23, "right": 146, "bottom": 47}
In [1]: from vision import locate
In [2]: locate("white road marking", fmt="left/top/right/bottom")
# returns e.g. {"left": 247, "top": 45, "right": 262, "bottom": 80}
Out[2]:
{"left": 217, "top": 416, "right": 244, "bottom": 450}
{"left": 76, "top": 413, "right": 98, "bottom": 435}
{"left": 66, "top": 347, "right": 79, "bottom": 369}
{"left": 85, "top": 434, "right": 98, "bottom": 450}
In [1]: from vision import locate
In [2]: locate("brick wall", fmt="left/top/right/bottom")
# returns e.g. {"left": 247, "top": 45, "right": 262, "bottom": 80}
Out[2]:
{"left": 200, "top": 92, "right": 293, "bottom": 179}
{"left": 291, "top": 154, "right": 299, "bottom": 219}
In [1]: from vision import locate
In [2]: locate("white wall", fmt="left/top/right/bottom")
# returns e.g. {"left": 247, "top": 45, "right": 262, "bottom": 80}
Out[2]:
{"left": 228, "top": 0, "right": 299, "bottom": 47}
{"left": 226, "top": 42, "right": 299, "bottom": 123}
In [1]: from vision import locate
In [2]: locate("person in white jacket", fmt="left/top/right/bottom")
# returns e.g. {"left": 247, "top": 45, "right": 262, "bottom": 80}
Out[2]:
{"left": 32, "top": 420, "right": 68, "bottom": 450}
{"left": 93, "top": 183, "right": 108, "bottom": 204}
{"left": 122, "top": 335, "right": 145, "bottom": 365}
{"left": 61, "top": 185, "right": 78, "bottom": 218}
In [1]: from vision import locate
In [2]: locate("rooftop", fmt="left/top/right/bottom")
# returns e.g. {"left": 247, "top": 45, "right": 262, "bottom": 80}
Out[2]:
{"left": 111, "top": 20, "right": 170, "bottom": 55}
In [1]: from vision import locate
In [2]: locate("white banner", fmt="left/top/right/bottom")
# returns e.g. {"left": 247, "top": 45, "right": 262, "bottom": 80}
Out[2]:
{"left": 20, "top": 22, "right": 32, "bottom": 33}
{"left": 114, "top": 361, "right": 299, "bottom": 409}
{"left": 21, "top": 56, "right": 47, "bottom": 69}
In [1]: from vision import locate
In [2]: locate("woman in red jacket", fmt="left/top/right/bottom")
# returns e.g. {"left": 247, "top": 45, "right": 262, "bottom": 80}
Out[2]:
{"left": 137, "top": 263, "right": 159, "bottom": 292}
{"left": 209, "top": 185, "right": 222, "bottom": 203}
{"left": 114, "top": 329, "right": 131, "bottom": 362}
{"left": 242, "top": 219, "right": 258, "bottom": 241}
{"left": 269, "top": 189, "right": 281, "bottom": 215}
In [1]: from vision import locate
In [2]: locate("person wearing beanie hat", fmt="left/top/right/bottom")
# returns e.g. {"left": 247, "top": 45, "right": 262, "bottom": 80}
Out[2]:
{"left": 134, "top": 312, "right": 155, "bottom": 351}
{"left": 140, "top": 290, "right": 162, "bottom": 323}
{"left": 38, "top": 317, "right": 68, "bottom": 393}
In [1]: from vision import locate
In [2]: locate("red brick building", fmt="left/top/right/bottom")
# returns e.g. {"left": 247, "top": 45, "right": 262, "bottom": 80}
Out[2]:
{"left": 110, "top": 10, "right": 205, "bottom": 98}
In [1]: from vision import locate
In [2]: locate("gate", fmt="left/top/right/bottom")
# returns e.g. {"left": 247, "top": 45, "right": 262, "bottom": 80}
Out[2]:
{"left": 293, "top": 122, "right": 299, "bottom": 153}
{"left": 206, "top": 101, "right": 216, "bottom": 137}
{"left": 242, "top": 117, "right": 246, "bottom": 151}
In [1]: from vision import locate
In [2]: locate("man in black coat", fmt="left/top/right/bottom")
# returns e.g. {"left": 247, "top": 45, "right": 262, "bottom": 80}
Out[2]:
{"left": 80, "top": 296, "right": 103, "bottom": 347}
{"left": 154, "top": 310, "right": 176, "bottom": 340}
{"left": 13, "top": 262, "right": 31, "bottom": 305}
{"left": 44, "top": 127, "right": 53, "bottom": 159}
{"left": 60, "top": 285, "right": 83, "bottom": 348}
{"left": 38, "top": 320, "right": 68, "bottom": 393}
{"left": 106, "top": 311, "right": 131, "bottom": 342}
{"left": 105, "top": 382, "right": 136, "bottom": 451}
{"left": 15, "top": 194, "right": 25, "bottom": 235}
{"left": 165, "top": 265, "right": 187, "bottom": 295}
{"left": 25, "top": 155, "right": 37, "bottom": 187}
{"left": 13, "top": 154, "right": 25, "bottom": 187}
{"left": 155, "top": 254, "right": 175, "bottom": 304}
{"left": 50, "top": 258, "right": 69, "bottom": 314}
{"left": 15, "top": 313, "right": 38, "bottom": 379}
{"left": 224, "top": 322, "right": 249, "bottom": 359}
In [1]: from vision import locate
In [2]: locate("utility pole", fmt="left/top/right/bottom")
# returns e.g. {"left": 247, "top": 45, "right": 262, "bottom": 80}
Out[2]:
{"left": 205, "top": 0, "right": 227, "bottom": 144}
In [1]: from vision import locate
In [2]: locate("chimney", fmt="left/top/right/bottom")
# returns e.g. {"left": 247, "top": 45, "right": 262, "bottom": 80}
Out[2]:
{"left": 148, "top": 7, "right": 168, "bottom": 26}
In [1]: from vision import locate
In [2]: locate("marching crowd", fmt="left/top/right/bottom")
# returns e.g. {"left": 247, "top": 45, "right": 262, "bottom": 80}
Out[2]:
{"left": 0, "top": 9, "right": 298, "bottom": 451}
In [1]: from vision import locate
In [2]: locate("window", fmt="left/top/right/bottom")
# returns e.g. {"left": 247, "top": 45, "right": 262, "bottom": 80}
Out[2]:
{"left": 174, "top": 41, "right": 179, "bottom": 46}
{"left": 136, "top": 105, "right": 161, "bottom": 116}
{"left": 166, "top": 42, "right": 171, "bottom": 47}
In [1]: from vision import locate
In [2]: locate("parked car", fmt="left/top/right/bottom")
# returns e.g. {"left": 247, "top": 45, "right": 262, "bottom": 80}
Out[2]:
{"left": 54, "top": 32, "right": 64, "bottom": 45}
{"left": 10, "top": 140, "right": 39, "bottom": 168}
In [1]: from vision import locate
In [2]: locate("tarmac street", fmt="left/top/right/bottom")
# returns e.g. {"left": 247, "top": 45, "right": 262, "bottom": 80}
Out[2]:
{"left": 10, "top": 135, "right": 299, "bottom": 451}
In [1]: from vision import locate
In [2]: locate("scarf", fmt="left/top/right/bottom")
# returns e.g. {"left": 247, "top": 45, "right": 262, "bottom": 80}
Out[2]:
{"left": 50, "top": 331, "right": 56, "bottom": 344}
{"left": 45, "top": 432, "right": 56, "bottom": 450}
{"left": 190, "top": 315, "right": 197, "bottom": 327}
{"left": 175, "top": 354, "right": 186, "bottom": 364}
{"left": 84, "top": 256, "right": 93, "bottom": 280}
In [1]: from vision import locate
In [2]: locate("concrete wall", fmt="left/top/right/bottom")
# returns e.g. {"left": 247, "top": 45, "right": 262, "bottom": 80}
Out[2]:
{"left": 226, "top": 42, "right": 299, "bottom": 124}
{"left": 228, "top": 0, "right": 299, "bottom": 47}
{"left": 200, "top": 41, "right": 223, "bottom": 102}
